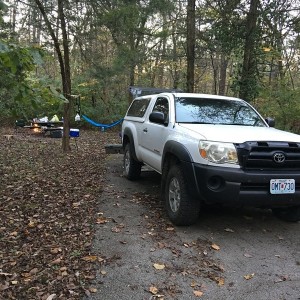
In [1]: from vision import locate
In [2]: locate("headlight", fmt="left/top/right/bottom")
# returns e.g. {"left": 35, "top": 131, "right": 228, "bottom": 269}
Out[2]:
{"left": 199, "top": 141, "right": 238, "bottom": 164}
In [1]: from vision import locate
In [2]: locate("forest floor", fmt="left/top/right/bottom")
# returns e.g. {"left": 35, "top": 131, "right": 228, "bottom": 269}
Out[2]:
{"left": 0, "top": 127, "right": 120, "bottom": 300}
{"left": 1, "top": 127, "right": 299, "bottom": 300}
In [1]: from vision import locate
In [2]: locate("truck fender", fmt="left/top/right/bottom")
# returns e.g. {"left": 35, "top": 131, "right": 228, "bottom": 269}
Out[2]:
{"left": 162, "top": 140, "right": 193, "bottom": 164}
{"left": 161, "top": 141, "right": 200, "bottom": 198}
{"left": 122, "top": 127, "right": 139, "bottom": 161}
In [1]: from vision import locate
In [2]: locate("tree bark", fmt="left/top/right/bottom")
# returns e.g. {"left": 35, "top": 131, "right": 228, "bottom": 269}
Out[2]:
{"left": 219, "top": 54, "right": 228, "bottom": 95}
{"left": 186, "top": 0, "right": 195, "bottom": 93}
{"left": 58, "top": 0, "right": 72, "bottom": 152}
{"left": 239, "top": 0, "right": 260, "bottom": 101}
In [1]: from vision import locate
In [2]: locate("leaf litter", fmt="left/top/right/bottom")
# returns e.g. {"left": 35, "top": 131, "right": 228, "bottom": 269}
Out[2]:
{"left": 0, "top": 127, "right": 120, "bottom": 299}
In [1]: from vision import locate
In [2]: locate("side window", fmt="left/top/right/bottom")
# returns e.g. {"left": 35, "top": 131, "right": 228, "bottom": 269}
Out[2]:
{"left": 127, "top": 98, "right": 151, "bottom": 117}
{"left": 151, "top": 97, "right": 169, "bottom": 123}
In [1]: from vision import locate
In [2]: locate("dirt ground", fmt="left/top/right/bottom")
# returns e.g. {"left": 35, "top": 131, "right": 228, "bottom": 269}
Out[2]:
{"left": 87, "top": 154, "right": 300, "bottom": 300}
{"left": 1, "top": 128, "right": 299, "bottom": 300}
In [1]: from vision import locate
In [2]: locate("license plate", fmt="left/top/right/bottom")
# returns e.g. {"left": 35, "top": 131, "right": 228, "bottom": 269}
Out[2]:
{"left": 270, "top": 179, "right": 295, "bottom": 194}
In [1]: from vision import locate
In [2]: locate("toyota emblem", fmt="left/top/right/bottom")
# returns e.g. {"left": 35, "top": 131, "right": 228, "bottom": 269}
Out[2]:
{"left": 273, "top": 152, "right": 285, "bottom": 163}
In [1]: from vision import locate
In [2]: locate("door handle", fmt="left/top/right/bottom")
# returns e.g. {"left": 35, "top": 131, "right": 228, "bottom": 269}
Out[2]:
{"left": 143, "top": 128, "right": 148, "bottom": 132}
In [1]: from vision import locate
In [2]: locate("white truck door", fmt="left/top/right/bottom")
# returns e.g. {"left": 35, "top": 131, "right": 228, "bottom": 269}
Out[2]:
{"left": 139, "top": 96, "right": 171, "bottom": 172}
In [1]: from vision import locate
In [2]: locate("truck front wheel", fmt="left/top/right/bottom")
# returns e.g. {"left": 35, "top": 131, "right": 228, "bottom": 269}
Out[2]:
{"left": 165, "top": 164, "right": 200, "bottom": 226}
{"left": 272, "top": 206, "right": 300, "bottom": 222}
{"left": 123, "top": 143, "right": 141, "bottom": 180}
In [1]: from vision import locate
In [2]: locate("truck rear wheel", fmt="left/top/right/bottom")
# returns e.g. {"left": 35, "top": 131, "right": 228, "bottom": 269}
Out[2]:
{"left": 165, "top": 164, "right": 200, "bottom": 226}
{"left": 272, "top": 206, "right": 300, "bottom": 222}
{"left": 123, "top": 143, "right": 141, "bottom": 180}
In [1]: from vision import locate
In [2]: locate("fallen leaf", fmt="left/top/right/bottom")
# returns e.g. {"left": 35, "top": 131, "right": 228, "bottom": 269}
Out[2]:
{"left": 244, "top": 273, "right": 255, "bottom": 280}
{"left": 181, "top": 271, "right": 188, "bottom": 276}
{"left": 100, "top": 270, "right": 107, "bottom": 275}
{"left": 21, "top": 272, "right": 31, "bottom": 278}
{"left": 96, "top": 217, "right": 109, "bottom": 224}
{"left": 0, "top": 281, "right": 10, "bottom": 291}
{"left": 279, "top": 275, "right": 288, "bottom": 281}
{"left": 149, "top": 286, "right": 158, "bottom": 294}
{"left": 97, "top": 257, "right": 105, "bottom": 264}
{"left": 166, "top": 227, "right": 175, "bottom": 231}
{"left": 215, "top": 277, "right": 225, "bottom": 286}
{"left": 193, "top": 290, "right": 203, "bottom": 297}
{"left": 81, "top": 255, "right": 98, "bottom": 262}
{"left": 46, "top": 294, "right": 57, "bottom": 300}
{"left": 0, "top": 273, "right": 12, "bottom": 277}
{"left": 224, "top": 228, "right": 234, "bottom": 233}
{"left": 89, "top": 287, "right": 97, "bottom": 293}
{"left": 211, "top": 243, "right": 220, "bottom": 251}
{"left": 153, "top": 263, "right": 165, "bottom": 270}
{"left": 50, "top": 257, "right": 62, "bottom": 265}
{"left": 112, "top": 227, "right": 121, "bottom": 233}
{"left": 190, "top": 281, "right": 197, "bottom": 287}
{"left": 28, "top": 221, "right": 36, "bottom": 228}
{"left": 244, "top": 253, "right": 253, "bottom": 258}
{"left": 157, "top": 242, "right": 165, "bottom": 249}
{"left": 50, "top": 248, "right": 61, "bottom": 254}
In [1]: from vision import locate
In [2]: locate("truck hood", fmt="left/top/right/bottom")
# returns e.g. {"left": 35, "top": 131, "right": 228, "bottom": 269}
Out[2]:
{"left": 178, "top": 124, "right": 300, "bottom": 143}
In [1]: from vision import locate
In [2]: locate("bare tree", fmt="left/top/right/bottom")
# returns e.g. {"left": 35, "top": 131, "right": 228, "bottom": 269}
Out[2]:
{"left": 34, "top": 0, "right": 72, "bottom": 151}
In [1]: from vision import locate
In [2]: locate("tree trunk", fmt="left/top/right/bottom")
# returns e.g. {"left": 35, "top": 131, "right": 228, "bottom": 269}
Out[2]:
{"left": 171, "top": 19, "right": 179, "bottom": 89}
{"left": 35, "top": 0, "right": 71, "bottom": 152}
{"left": 219, "top": 54, "right": 228, "bottom": 95}
{"left": 239, "top": 0, "right": 260, "bottom": 101}
{"left": 128, "top": 63, "right": 135, "bottom": 104}
{"left": 58, "top": 0, "right": 72, "bottom": 152}
{"left": 186, "top": 0, "right": 195, "bottom": 92}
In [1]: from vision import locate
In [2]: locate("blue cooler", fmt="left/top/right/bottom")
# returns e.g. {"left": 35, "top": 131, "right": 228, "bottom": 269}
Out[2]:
{"left": 70, "top": 129, "right": 79, "bottom": 137}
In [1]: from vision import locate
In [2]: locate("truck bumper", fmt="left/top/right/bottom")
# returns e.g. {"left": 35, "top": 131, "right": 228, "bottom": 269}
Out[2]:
{"left": 188, "top": 163, "right": 300, "bottom": 208}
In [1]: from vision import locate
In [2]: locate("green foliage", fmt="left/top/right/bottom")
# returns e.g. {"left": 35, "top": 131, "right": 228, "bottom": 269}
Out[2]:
{"left": 0, "top": 0, "right": 7, "bottom": 24}
{"left": 256, "top": 82, "right": 300, "bottom": 133}
{"left": 0, "top": 41, "right": 66, "bottom": 122}
{"left": 72, "top": 74, "right": 128, "bottom": 126}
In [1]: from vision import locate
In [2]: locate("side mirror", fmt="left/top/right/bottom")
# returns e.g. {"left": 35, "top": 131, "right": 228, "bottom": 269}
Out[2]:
{"left": 265, "top": 117, "right": 275, "bottom": 127}
{"left": 149, "top": 111, "right": 167, "bottom": 126}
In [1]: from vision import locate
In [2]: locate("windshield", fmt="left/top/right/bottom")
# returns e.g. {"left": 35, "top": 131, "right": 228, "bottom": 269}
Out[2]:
{"left": 175, "top": 97, "right": 266, "bottom": 126}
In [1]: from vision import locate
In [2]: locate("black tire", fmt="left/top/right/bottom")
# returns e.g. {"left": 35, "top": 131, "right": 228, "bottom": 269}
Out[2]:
{"left": 272, "top": 206, "right": 300, "bottom": 222}
{"left": 164, "top": 164, "right": 200, "bottom": 226}
{"left": 123, "top": 143, "right": 141, "bottom": 180}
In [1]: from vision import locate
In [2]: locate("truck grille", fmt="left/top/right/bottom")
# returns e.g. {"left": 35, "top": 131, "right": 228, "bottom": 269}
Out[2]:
{"left": 236, "top": 141, "right": 300, "bottom": 170}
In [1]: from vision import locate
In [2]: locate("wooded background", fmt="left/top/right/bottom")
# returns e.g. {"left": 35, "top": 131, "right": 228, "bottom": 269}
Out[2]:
{"left": 1, "top": 0, "right": 300, "bottom": 133}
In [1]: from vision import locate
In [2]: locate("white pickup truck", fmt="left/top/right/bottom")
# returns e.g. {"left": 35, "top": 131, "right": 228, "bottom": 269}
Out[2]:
{"left": 121, "top": 92, "right": 300, "bottom": 225}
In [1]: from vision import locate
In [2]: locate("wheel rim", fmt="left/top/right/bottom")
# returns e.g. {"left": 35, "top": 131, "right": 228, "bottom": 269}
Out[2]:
{"left": 169, "top": 177, "right": 181, "bottom": 212}
{"left": 124, "top": 149, "right": 130, "bottom": 174}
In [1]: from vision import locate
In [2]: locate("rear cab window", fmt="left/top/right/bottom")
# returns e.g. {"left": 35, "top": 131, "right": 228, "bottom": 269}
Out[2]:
{"left": 126, "top": 98, "right": 151, "bottom": 118}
